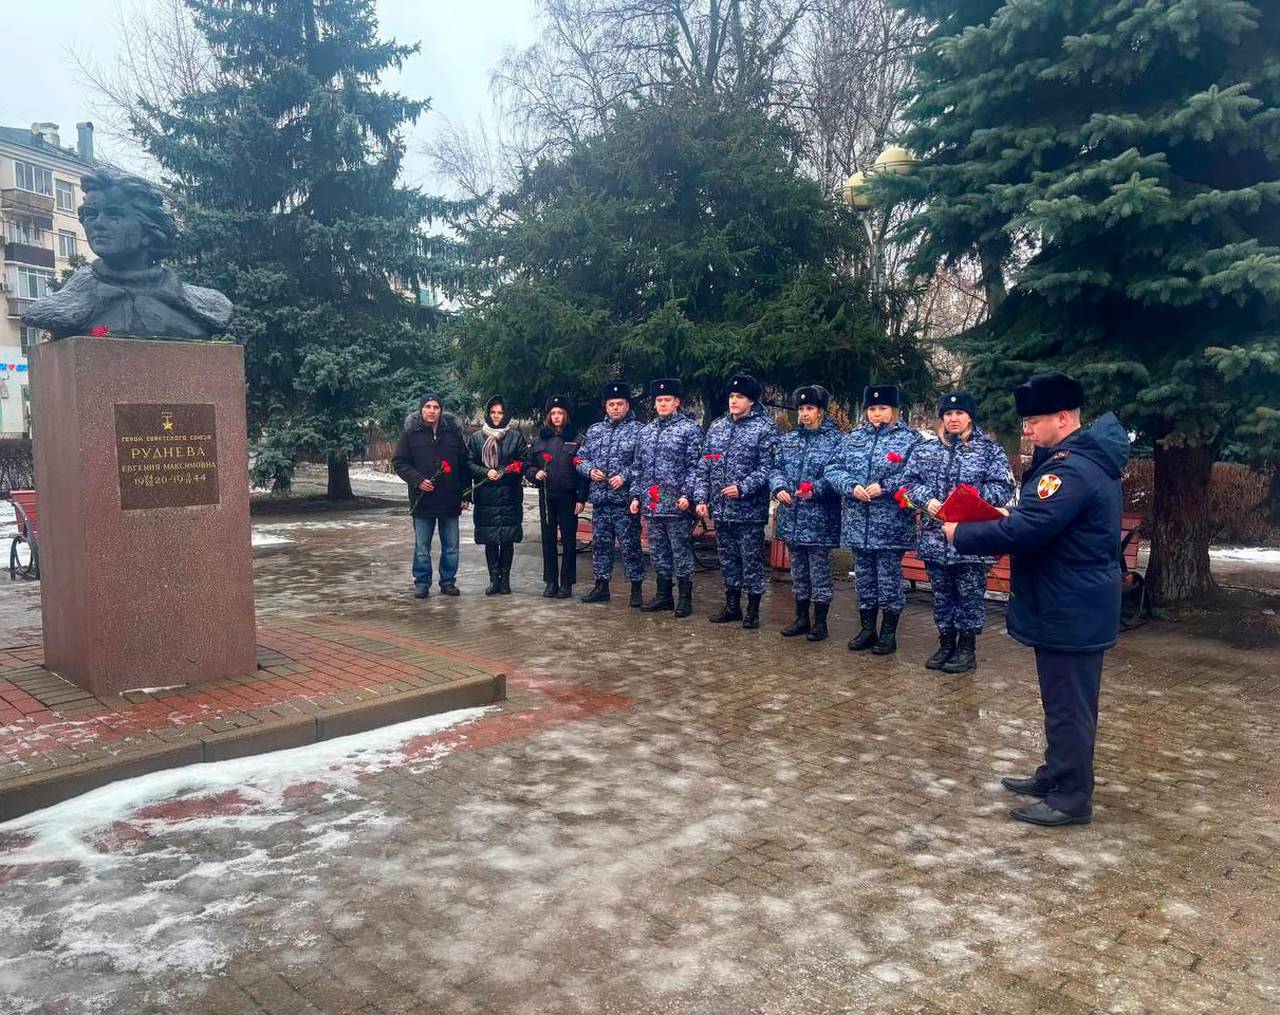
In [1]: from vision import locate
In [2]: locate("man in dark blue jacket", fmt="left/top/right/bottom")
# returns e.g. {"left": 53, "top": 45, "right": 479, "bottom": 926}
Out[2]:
{"left": 943, "top": 373, "right": 1130, "bottom": 827}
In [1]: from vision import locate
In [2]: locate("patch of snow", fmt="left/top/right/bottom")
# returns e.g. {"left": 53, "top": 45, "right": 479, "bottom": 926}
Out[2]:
{"left": 347, "top": 465, "right": 407, "bottom": 485}
{"left": 254, "top": 519, "right": 386, "bottom": 532}
{"left": 1209, "top": 546, "right": 1280, "bottom": 566}
{"left": 250, "top": 531, "right": 292, "bottom": 547}
{"left": 122, "top": 684, "right": 186, "bottom": 695}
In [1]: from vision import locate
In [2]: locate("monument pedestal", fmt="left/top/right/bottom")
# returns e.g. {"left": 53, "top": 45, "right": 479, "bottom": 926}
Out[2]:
{"left": 30, "top": 337, "right": 256, "bottom": 696}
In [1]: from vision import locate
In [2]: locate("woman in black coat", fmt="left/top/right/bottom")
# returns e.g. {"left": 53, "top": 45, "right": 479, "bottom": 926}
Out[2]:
{"left": 526, "top": 395, "right": 590, "bottom": 599}
{"left": 466, "top": 395, "right": 529, "bottom": 595}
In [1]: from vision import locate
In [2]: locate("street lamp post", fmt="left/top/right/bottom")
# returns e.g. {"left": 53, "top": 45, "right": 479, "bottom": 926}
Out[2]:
{"left": 842, "top": 146, "right": 917, "bottom": 314}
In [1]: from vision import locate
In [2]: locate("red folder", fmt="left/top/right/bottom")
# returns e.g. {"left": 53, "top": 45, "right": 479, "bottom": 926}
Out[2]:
{"left": 937, "top": 483, "right": 1005, "bottom": 523}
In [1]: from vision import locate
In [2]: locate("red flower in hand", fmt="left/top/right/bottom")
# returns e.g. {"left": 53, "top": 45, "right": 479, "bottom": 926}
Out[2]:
{"left": 797, "top": 481, "right": 814, "bottom": 496}
{"left": 703, "top": 453, "right": 723, "bottom": 461}
{"left": 90, "top": 325, "right": 110, "bottom": 337}
{"left": 572, "top": 455, "right": 583, "bottom": 466}
{"left": 541, "top": 453, "right": 554, "bottom": 461}
{"left": 647, "top": 484, "right": 661, "bottom": 510}
{"left": 505, "top": 460, "right": 523, "bottom": 474}
{"left": 894, "top": 486, "right": 911, "bottom": 510}
{"left": 886, "top": 451, "right": 904, "bottom": 464}
{"left": 441, "top": 460, "right": 453, "bottom": 474}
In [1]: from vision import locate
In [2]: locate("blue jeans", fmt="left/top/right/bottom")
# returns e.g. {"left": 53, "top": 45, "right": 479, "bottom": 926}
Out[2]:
{"left": 412, "top": 514, "right": 459, "bottom": 589}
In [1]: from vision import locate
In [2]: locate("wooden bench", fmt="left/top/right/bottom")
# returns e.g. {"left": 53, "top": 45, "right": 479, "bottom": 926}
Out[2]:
{"left": 6, "top": 489, "right": 40, "bottom": 580}
{"left": 575, "top": 506, "right": 721, "bottom": 570}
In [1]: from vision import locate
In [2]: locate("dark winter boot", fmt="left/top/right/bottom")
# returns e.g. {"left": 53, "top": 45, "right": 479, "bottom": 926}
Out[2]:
{"left": 871, "top": 610, "right": 900, "bottom": 655}
{"left": 498, "top": 571, "right": 512, "bottom": 595}
{"left": 674, "top": 576, "right": 694, "bottom": 618}
{"left": 582, "top": 581, "right": 611, "bottom": 603}
{"left": 557, "top": 584, "right": 573, "bottom": 599}
{"left": 629, "top": 581, "right": 644, "bottom": 608}
{"left": 543, "top": 582, "right": 559, "bottom": 598}
{"left": 925, "top": 630, "right": 957, "bottom": 670}
{"left": 641, "top": 576, "right": 674, "bottom": 612}
{"left": 485, "top": 562, "right": 502, "bottom": 596}
{"left": 848, "top": 608, "right": 878, "bottom": 651}
{"left": 781, "top": 599, "right": 811, "bottom": 637}
{"left": 942, "top": 630, "right": 977, "bottom": 673}
{"left": 742, "top": 593, "right": 762, "bottom": 629}
{"left": 709, "top": 588, "right": 743, "bottom": 623}
{"left": 806, "top": 602, "right": 830, "bottom": 642}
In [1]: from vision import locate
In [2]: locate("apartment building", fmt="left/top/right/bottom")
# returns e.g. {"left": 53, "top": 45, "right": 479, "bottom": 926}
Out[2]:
{"left": 0, "top": 121, "right": 97, "bottom": 436}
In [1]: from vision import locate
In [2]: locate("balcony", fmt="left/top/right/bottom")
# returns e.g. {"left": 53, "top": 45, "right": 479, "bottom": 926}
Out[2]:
{"left": 3, "top": 243, "right": 54, "bottom": 269}
{"left": 5, "top": 296, "right": 36, "bottom": 319}
{"left": 0, "top": 189, "right": 55, "bottom": 217}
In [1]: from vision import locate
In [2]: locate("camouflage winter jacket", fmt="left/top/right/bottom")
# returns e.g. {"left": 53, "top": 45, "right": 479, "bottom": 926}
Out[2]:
{"left": 692, "top": 405, "right": 779, "bottom": 526}
{"left": 768, "top": 416, "right": 845, "bottom": 548}
{"left": 629, "top": 411, "right": 704, "bottom": 518}
{"left": 576, "top": 411, "right": 642, "bottom": 508}
{"left": 826, "top": 420, "right": 923, "bottom": 551}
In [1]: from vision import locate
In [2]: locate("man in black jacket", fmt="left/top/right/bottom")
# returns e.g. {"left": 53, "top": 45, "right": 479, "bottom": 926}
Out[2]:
{"left": 392, "top": 393, "right": 468, "bottom": 598}
{"left": 944, "top": 373, "right": 1130, "bottom": 827}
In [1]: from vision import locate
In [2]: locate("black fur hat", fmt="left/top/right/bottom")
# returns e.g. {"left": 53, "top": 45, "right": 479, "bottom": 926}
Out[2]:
{"left": 600, "top": 381, "right": 633, "bottom": 402}
{"left": 1014, "top": 373, "right": 1083, "bottom": 417}
{"left": 862, "top": 384, "right": 900, "bottom": 409}
{"left": 648, "top": 378, "right": 683, "bottom": 398}
{"left": 544, "top": 394, "right": 572, "bottom": 417}
{"left": 937, "top": 390, "right": 978, "bottom": 421}
{"left": 792, "top": 385, "right": 830, "bottom": 410}
{"left": 725, "top": 373, "right": 763, "bottom": 403}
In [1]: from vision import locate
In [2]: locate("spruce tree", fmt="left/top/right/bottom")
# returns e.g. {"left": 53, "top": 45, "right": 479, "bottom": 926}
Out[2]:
{"left": 453, "top": 92, "right": 930, "bottom": 419}
{"left": 887, "top": 0, "right": 1280, "bottom": 603}
{"left": 137, "top": 0, "right": 468, "bottom": 496}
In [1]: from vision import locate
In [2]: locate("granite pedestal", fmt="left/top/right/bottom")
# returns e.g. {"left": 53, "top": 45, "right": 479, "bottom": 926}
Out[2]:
{"left": 30, "top": 336, "right": 256, "bottom": 695}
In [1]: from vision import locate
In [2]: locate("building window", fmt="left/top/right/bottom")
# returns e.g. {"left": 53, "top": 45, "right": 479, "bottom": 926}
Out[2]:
{"left": 55, "top": 179, "right": 75, "bottom": 212}
{"left": 14, "top": 161, "right": 53, "bottom": 196}
{"left": 4, "top": 220, "right": 47, "bottom": 246}
{"left": 9, "top": 264, "right": 54, "bottom": 300}
{"left": 19, "top": 326, "right": 42, "bottom": 352}
{"left": 58, "top": 230, "right": 78, "bottom": 258}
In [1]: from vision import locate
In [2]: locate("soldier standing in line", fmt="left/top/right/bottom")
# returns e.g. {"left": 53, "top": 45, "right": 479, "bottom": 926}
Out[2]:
{"left": 825, "top": 385, "right": 923, "bottom": 655}
{"left": 694, "top": 374, "right": 780, "bottom": 630}
{"left": 769, "top": 386, "right": 845, "bottom": 642}
{"left": 943, "top": 373, "right": 1129, "bottom": 827}
{"left": 576, "top": 382, "right": 646, "bottom": 607}
{"left": 629, "top": 378, "right": 704, "bottom": 618}
{"left": 902, "top": 391, "right": 1015, "bottom": 673}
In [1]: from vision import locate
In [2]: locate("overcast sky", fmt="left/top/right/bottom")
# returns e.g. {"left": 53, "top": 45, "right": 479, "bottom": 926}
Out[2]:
{"left": 0, "top": 0, "right": 541, "bottom": 187}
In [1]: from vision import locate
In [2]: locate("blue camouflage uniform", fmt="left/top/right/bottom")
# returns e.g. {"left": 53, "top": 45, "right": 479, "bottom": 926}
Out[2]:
{"left": 630, "top": 411, "right": 703, "bottom": 578}
{"left": 903, "top": 427, "right": 1014, "bottom": 633}
{"left": 955, "top": 411, "right": 1130, "bottom": 819}
{"left": 693, "top": 405, "right": 779, "bottom": 595}
{"left": 769, "top": 416, "right": 844, "bottom": 603}
{"left": 826, "top": 419, "right": 923, "bottom": 612}
{"left": 577, "top": 410, "right": 645, "bottom": 583}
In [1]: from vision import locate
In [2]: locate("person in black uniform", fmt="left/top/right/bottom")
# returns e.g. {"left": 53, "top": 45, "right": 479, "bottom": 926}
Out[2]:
{"left": 527, "top": 395, "right": 590, "bottom": 599}
{"left": 942, "top": 373, "right": 1130, "bottom": 827}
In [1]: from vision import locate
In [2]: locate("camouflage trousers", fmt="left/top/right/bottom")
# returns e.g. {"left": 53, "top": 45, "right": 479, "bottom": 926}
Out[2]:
{"left": 788, "top": 545, "right": 834, "bottom": 604}
{"left": 648, "top": 514, "right": 695, "bottom": 578}
{"left": 853, "top": 549, "right": 906, "bottom": 613}
{"left": 925, "top": 562, "right": 991, "bottom": 633}
{"left": 716, "top": 521, "right": 766, "bottom": 594}
{"left": 590, "top": 504, "right": 645, "bottom": 583}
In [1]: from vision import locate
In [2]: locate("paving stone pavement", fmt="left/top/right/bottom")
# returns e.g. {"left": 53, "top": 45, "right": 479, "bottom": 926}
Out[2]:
{"left": 0, "top": 502, "right": 1277, "bottom": 1014}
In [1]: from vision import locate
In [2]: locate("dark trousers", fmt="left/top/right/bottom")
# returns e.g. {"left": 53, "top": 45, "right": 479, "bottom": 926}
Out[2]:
{"left": 1033, "top": 648, "right": 1104, "bottom": 817}
{"left": 541, "top": 494, "right": 579, "bottom": 586}
{"left": 484, "top": 542, "right": 514, "bottom": 573}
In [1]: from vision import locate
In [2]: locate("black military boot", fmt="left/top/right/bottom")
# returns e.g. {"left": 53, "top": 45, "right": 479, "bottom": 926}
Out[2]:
{"left": 641, "top": 576, "right": 674, "bottom": 612}
{"left": 925, "top": 630, "right": 956, "bottom": 670}
{"left": 484, "top": 563, "right": 502, "bottom": 596}
{"left": 629, "top": 580, "right": 644, "bottom": 608}
{"left": 806, "top": 602, "right": 830, "bottom": 642}
{"left": 674, "top": 576, "right": 694, "bottom": 618}
{"left": 497, "top": 571, "right": 512, "bottom": 595}
{"left": 871, "top": 610, "right": 900, "bottom": 655}
{"left": 742, "top": 593, "right": 762, "bottom": 629}
{"left": 781, "top": 599, "right": 810, "bottom": 637}
{"left": 942, "top": 630, "right": 977, "bottom": 673}
{"left": 543, "top": 582, "right": 559, "bottom": 598}
{"left": 848, "top": 608, "right": 878, "bottom": 651}
{"left": 582, "top": 581, "right": 611, "bottom": 603}
{"left": 709, "top": 588, "right": 743, "bottom": 623}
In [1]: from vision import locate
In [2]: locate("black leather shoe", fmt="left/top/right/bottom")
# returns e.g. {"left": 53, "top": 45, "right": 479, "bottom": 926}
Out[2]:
{"left": 413, "top": 586, "right": 430, "bottom": 599}
{"left": 557, "top": 584, "right": 573, "bottom": 599}
{"left": 543, "top": 583, "right": 558, "bottom": 598}
{"left": 439, "top": 582, "right": 460, "bottom": 596}
{"left": 1010, "top": 801, "right": 1090, "bottom": 826}
{"left": 1000, "top": 776, "right": 1049, "bottom": 798}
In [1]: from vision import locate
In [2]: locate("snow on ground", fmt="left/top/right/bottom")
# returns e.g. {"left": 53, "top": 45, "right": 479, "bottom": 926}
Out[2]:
{"left": 250, "top": 530, "right": 292, "bottom": 547}
{"left": 0, "top": 706, "right": 491, "bottom": 1013}
{"left": 346, "top": 464, "right": 406, "bottom": 485}
{"left": 1208, "top": 546, "right": 1280, "bottom": 566}
{"left": 0, "top": 499, "right": 14, "bottom": 534}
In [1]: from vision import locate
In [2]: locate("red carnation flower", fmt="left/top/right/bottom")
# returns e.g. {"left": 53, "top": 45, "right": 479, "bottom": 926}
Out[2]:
{"left": 886, "top": 451, "right": 904, "bottom": 464}
{"left": 647, "top": 484, "right": 661, "bottom": 510}
{"left": 90, "top": 325, "right": 110, "bottom": 337}
{"left": 894, "top": 486, "right": 910, "bottom": 510}
{"left": 797, "top": 481, "right": 814, "bottom": 496}
{"left": 505, "top": 460, "right": 523, "bottom": 474}
{"left": 541, "top": 452, "right": 554, "bottom": 461}
{"left": 572, "top": 455, "right": 583, "bottom": 466}
{"left": 441, "top": 460, "right": 453, "bottom": 474}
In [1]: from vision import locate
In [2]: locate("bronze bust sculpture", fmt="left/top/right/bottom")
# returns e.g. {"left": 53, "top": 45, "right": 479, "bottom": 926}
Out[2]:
{"left": 21, "top": 169, "right": 233, "bottom": 341}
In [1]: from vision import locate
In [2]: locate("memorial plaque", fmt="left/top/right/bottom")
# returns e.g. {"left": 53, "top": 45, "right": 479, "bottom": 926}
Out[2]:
{"left": 115, "top": 402, "right": 220, "bottom": 510}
